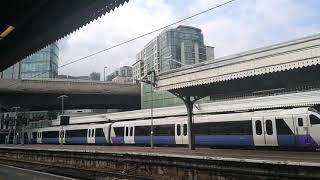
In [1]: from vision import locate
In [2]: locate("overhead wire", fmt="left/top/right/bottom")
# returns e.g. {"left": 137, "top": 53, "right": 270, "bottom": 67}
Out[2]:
{"left": 4, "top": 0, "right": 237, "bottom": 88}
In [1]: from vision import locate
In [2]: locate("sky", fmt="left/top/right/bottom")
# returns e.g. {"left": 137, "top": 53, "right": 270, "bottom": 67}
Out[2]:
{"left": 58, "top": 0, "right": 320, "bottom": 78}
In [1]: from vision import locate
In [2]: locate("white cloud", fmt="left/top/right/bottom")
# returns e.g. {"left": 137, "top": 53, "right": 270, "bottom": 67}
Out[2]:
{"left": 188, "top": 0, "right": 320, "bottom": 57}
{"left": 59, "top": 0, "right": 176, "bottom": 78}
{"left": 59, "top": 0, "right": 320, "bottom": 78}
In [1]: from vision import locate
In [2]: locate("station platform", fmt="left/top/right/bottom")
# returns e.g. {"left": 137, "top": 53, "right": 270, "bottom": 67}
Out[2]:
{"left": 0, "top": 144, "right": 319, "bottom": 166}
{"left": 0, "top": 145, "right": 319, "bottom": 179}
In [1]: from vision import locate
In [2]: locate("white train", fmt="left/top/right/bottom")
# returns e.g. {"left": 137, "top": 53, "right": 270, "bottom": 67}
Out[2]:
{"left": 25, "top": 107, "right": 320, "bottom": 148}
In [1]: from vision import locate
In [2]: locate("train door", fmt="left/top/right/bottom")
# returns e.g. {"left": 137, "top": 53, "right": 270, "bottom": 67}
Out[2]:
{"left": 59, "top": 129, "right": 65, "bottom": 144}
{"left": 87, "top": 127, "right": 95, "bottom": 144}
{"left": 129, "top": 125, "right": 135, "bottom": 144}
{"left": 252, "top": 117, "right": 278, "bottom": 146}
{"left": 252, "top": 117, "right": 265, "bottom": 146}
{"left": 175, "top": 121, "right": 188, "bottom": 145}
{"left": 293, "top": 115, "right": 309, "bottom": 145}
{"left": 124, "top": 125, "right": 135, "bottom": 144}
{"left": 104, "top": 124, "right": 112, "bottom": 144}
{"left": 37, "top": 131, "right": 42, "bottom": 143}
{"left": 263, "top": 116, "right": 278, "bottom": 146}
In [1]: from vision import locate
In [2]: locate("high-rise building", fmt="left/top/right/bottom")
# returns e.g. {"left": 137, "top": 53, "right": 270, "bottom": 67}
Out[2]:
{"left": 105, "top": 66, "right": 133, "bottom": 83}
{"left": 133, "top": 25, "right": 214, "bottom": 109}
{"left": 89, "top": 72, "right": 100, "bottom": 81}
{"left": 0, "top": 43, "right": 59, "bottom": 80}
{"left": 159, "top": 26, "right": 207, "bottom": 72}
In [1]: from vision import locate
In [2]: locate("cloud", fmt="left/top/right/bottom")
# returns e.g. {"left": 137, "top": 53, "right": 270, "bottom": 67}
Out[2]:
{"left": 59, "top": 0, "right": 176, "bottom": 78}
{"left": 187, "top": 0, "right": 320, "bottom": 57}
{"left": 59, "top": 0, "right": 320, "bottom": 78}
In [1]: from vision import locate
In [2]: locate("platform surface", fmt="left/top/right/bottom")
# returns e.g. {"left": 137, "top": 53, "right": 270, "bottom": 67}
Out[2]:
{"left": 1, "top": 144, "right": 319, "bottom": 166}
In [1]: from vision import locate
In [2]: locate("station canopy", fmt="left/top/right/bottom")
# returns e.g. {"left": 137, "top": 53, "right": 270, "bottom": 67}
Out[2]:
{"left": 0, "top": 0, "right": 129, "bottom": 71}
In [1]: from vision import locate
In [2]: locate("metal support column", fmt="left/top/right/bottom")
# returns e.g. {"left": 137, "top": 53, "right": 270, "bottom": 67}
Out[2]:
{"left": 184, "top": 96, "right": 195, "bottom": 150}
{"left": 170, "top": 92, "right": 205, "bottom": 150}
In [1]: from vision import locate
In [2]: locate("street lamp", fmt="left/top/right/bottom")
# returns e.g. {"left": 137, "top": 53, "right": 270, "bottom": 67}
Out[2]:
{"left": 140, "top": 69, "right": 157, "bottom": 149}
{"left": 104, "top": 66, "right": 108, "bottom": 81}
{"left": 57, "top": 95, "right": 68, "bottom": 115}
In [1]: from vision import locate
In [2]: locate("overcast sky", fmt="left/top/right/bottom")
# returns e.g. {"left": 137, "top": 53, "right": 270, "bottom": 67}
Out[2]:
{"left": 58, "top": 0, "right": 320, "bottom": 79}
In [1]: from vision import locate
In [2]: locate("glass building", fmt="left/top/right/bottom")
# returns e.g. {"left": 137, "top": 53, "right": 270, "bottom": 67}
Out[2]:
{"left": 20, "top": 43, "right": 59, "bottom": 79}
{"left": 159, "top": 25, "right": 206, "bottom": 72}
{"left": 133, "top": 26, "right": 213, "bottom": 109}
{"left": 0, "top": 43, "right": 59, "bottom": 80}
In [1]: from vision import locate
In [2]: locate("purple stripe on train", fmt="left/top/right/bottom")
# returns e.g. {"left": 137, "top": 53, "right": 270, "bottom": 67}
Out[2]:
{"left": 42, "top": 138, "right": 59, "bottom": 144}
{"left": 135, "top": 136, "right": 175, "bottom": 145}
{"left": 30, "top": 138, "right": 37, "bottom": 144}
{"left": 277, "top": 135, "right": 318, "bottom": 146}
{"left": 65, "top": 137, "right": 87, "bottom": 144}
{"left": 195, "top": 135, "right": 254, "bottom": 146}
{"left": 95, "top": 136, "right": 108, "bottom": 144}
{"left": 111, "top": 137, "right": 124, "bottom": 144}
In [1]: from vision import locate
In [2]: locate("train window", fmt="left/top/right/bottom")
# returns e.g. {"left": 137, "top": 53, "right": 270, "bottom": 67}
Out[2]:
{"left": 42, "top": 131, "right": 59, "bottom": 138}
{"left": 177, "top": 124, "right": 181, "bottom": 136}
{"left": 255, "top": 121, "right": 262, "bottom": 135}
{"left": 114, "top": 127, "right": 124, "bottom": 137}
{"left": 135, "top": 126, "right": 150, "bottom": 136}
{"left": 125, "top": 127, "right": 129, "bottom": 136}
{"left": 298, "top": 118, "right": 303, "bottom": 126}
{"left": 91, "top": 129, "right": 94, "bottom": 137}
{"left": 65, "top": 129, "right": 87, "bottom": 138}
{"left": 276, "top": 119, "right": 293, "bottom": 134}
{"left": 265, "top": 120, "right": 273, "bottom": 135}
{"left": 32, "top": 132, "right": 37, "bottom": 139}
{"left": 153, "top": 125, "right": 175, "bottom": 136}
{"left": 310, "top": 115, "right": 320, "bottom": 125}
{"left": 130, "top": 127, "right": 133, "bottom": 136}
{"left": 96, "top": 128, "right": 104, "bottom": 137}
{"left": 183, "top": 124, "right": 187, "bottom": 136}
{"left": 194, "top": 121, "right": 253, "bottom": 135}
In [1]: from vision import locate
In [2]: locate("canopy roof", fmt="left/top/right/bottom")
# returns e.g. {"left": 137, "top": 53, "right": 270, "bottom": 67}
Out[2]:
{"left": 0, "top": 0, "right": 129, "bottom": 71}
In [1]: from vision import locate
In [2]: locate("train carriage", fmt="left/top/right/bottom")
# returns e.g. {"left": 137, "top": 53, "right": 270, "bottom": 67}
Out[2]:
{"left": 26, "top": 107, "right": 320, "bottom": 149}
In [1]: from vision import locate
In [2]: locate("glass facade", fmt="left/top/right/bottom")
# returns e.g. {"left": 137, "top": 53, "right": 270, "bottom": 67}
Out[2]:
{"left": 142, "top": 83, "right": 210, "bottom": 109}
{"left": 1, "top": 43, "right": 58, "bottom": 80}
{"left": 159, "top": 26, "right": 206, "bottom": 72}
{"left": 20, "top": 43, "right": 59, "bottom": 79}
{"left": 139, "top": 26, "right": 210, "bottom": 109}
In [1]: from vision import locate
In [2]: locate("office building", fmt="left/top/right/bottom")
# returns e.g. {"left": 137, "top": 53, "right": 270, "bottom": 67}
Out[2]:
{"left": 133, "top": 25, "right": 214, "bottom": 109}
{"left": 105, "top": 66, "right": 133, "bottom": 83}
{"left": 0, "top": 43, "right": 59, "bottom": 80}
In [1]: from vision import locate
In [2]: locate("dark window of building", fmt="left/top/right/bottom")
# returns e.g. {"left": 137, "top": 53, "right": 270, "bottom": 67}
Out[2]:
{"left": 310, "top": 115, "right": 320, "bottom": 125}
{"left": 265, "top": 120, "right": 273, "bottom": 135}
{"left": 183, "top": 124, "right": 187, "bottom": 136}
{"left": 42, "top": 131, "right": 59, "bottom": 138}
{"left": 65, "top": 129, "right": 87, "bottom": 138}
{"left": 130, "top": 127, "right": 133, "bottom": 136}
{"left": 255, "top": 121, "right": 262, "bottom": 135}
{"left": 194, "top": 121, "right": 253, "bottom": 135}
{"left": 298, "top": 118, "right": 303, "bottom": 127}
{"left": 125, "top": 127, "right": 129, "bottom": 136}
{"left": 276, "top": 119, "right": 293, "bottom": 135}
{"left": 96, "top": 128, "right": 104, "bottom": 137}
{"left": 135, "top": 126, "right": 150, "bottom": 136}
{"left": 153, "top": 124, "right": 175, "bottom": 136}
{"left": 177, "top": 124, "right": 181, "bottom": 136}
{"left": 114, "top": 127, "right": 124, "bottom": 137}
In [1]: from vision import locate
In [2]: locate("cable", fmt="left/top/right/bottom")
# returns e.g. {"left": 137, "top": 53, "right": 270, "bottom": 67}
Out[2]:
{"left": 5, "top": 0, "right": 237, "bottom": 88}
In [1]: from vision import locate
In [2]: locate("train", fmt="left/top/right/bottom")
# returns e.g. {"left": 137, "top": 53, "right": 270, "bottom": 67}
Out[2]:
{"left": 24, "top": 107, "right": 320, "bottom": 148}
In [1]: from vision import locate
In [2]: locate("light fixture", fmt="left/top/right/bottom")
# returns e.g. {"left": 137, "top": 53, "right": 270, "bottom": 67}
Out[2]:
{"left": 0, "top": 26, "right": 15, "bottom": 39}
